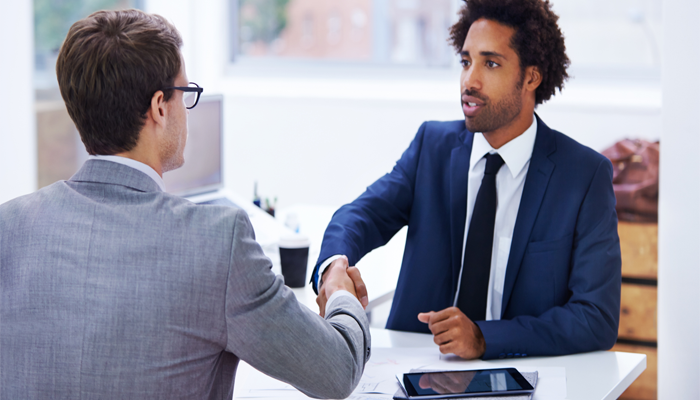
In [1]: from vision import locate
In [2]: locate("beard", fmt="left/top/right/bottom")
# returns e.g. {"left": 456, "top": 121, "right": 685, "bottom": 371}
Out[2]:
{"left": 160, "top": 120, "right": 187, "bottom": 173}
{"left": 463, "top": 78, "right": 524, "bottom": 134}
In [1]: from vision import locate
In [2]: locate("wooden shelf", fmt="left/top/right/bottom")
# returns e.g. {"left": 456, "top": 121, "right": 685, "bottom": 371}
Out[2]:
{"left": 615, "top": 221, "right": 657, "bottom": 400}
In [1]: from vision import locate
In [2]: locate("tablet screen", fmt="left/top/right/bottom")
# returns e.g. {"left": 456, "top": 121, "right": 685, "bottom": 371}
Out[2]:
{"left": 403, "top": 368, "right": 533, "bottom": 397}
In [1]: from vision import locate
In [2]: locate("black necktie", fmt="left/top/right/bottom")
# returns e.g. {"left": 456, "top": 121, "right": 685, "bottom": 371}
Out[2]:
{"left": 457, "top": 153, "right": 505, "bottom": 321}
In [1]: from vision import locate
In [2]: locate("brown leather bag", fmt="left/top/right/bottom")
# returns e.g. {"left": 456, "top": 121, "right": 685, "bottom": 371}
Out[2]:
{"left": 601, "top": 139, "right": 659, "bottom": 222}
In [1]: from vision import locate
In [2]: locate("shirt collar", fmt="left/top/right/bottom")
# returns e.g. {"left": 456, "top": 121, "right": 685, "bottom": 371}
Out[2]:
{"left": 469, "top": 115, "right": 538, "bottom": 179}
{"left": 88, "top": 155, "right": 166, "bottom": 192}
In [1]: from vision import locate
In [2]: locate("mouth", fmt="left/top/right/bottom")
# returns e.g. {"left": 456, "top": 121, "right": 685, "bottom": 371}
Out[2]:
{"left": 461, "top": 94, "right": 486, "bottom": 117}
{"left": 462, "top": 101, "right": 484, "bottom": 117}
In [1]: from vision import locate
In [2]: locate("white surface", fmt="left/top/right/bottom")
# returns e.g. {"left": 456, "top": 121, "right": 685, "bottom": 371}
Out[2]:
{"left": 0, "top": 2, "right": 35, "bottom": 205}
{"left": 658, "top": 0, "right": 700, "bottom": 398}
{"left": 235, "top": 347, "right": 565, "bottom": 400}
{"left": 234, "top": 327, "right": 645, "bottom": 400}
{"left": 144, "top": 0, "right": 228, "bottom": 92}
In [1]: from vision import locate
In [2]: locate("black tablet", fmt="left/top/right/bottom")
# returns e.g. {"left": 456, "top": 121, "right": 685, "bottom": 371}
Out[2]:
{"left": 396, "top": 368, "right": 534, "bottom": 399}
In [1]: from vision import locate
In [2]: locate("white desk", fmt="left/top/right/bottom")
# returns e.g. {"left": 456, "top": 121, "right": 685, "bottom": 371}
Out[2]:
{"left": 234, "top": 287, "right": 646, "bottom": 400}
{"left": 234, "top": 326, "right": 645, "bottom": 400}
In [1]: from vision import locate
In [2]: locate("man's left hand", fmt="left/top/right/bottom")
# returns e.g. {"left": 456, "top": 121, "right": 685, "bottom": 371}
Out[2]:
{"left": 417, "top": 307, "right": 486, "bottom": 359}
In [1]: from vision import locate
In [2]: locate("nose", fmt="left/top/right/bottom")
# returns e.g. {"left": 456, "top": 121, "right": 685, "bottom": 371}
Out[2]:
{"left": 461, "top": 64, "right": 482, "bottom": 93}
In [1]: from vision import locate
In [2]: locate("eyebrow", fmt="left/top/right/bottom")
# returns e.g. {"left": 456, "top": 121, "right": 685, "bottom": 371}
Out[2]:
{"left": 461, "top": 50, "right": 507, "bottom": 59}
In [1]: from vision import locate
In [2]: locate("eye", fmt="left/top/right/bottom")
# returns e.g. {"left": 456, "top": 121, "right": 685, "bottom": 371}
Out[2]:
{"left": 460, "top": 59, "right": 471, "bottom": 68}
{"left": 486, "top": 60, "right": 500, "bottom": 68}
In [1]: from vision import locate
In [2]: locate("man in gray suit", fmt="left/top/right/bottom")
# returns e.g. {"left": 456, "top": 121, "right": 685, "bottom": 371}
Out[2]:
{"left": 0, "top": 9, "right": 370, "bottom": 400}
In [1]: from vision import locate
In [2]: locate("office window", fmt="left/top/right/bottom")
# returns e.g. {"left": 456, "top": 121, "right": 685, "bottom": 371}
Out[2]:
{"left": 232, "top": 0, "right": 662, "bottom": 78}
{"left": 235, "top": 0, "right": 458, "bottom": 67}
{"left": 34, "top": 0, "right": 143, "bottom": 94}
{"left": 551, "top": 0, "right": 662, "bottom": 78}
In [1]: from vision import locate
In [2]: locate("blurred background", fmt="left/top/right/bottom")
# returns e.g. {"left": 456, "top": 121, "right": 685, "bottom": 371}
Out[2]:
{"left": 28, "top": 0, "right": 662, "bottom": 208}
{"left": 2, "top": 1, "right": 696, "bottom": 399}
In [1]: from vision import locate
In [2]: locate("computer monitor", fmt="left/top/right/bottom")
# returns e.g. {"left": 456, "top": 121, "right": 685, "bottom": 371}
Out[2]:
{"left": 163, "top": 94, "right": 224, "bottom": 197}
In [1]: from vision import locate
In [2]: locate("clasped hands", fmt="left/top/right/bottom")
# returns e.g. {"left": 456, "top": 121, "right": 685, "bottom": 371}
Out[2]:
{"left": 316, "top": 256, "right": 368, "bottom": 317}
{"left": 316, "top": 257, "right": 485, "bottom": 359}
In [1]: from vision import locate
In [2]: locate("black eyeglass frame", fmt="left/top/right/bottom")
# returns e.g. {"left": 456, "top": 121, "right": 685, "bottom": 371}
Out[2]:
{"left": 163, "top": 82, "right": 204, "bottom": 109}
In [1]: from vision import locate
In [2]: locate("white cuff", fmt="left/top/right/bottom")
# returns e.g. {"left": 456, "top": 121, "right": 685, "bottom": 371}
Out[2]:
{"left": 325, "top": 290, "right": 362, "bottom": 315}
{"left": 317, "top": 254, "right": 345, "bottom": 289}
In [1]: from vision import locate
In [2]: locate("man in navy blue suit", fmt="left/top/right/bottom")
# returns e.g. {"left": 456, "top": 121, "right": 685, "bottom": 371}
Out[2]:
{"left": 312, "top": 0, "right": 621, "bottom": 360}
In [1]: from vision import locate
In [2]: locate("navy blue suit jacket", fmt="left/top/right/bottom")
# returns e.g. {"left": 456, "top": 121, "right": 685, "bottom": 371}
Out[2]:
{"left": 312, "top": 116, "right": 621, "bottom": 360}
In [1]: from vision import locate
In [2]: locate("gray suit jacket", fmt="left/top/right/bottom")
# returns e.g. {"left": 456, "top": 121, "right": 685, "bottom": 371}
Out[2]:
{"left": 0, "top": 159, "right": 370, "bottom": 399}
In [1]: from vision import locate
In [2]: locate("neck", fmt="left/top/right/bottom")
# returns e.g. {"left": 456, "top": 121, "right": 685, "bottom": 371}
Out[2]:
{"left": 482, "top": 107, "right": 535, "bottom": 149}
{"left": 114, "top": 129, "right": 164, "bottom": 177}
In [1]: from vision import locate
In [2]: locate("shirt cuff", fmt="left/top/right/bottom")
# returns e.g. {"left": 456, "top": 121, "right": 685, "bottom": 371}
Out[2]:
{"left": 325, "top": 290, "right": 362, "bottom": 315}
{"left": 317, "top": 254, "right": 345, "bottom": 289}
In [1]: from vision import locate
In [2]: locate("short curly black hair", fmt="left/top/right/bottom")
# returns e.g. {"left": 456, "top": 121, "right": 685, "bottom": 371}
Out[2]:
{"left": 449, "top": 0, "right": 570, "bottom": 105}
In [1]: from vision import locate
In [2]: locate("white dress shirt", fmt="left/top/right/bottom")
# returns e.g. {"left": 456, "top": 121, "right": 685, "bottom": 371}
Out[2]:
{"left": 88, "top": 155, "right": 166, "bottom": 192}
{"left": 454, "top": 116, "right": 538, "bottom": 320}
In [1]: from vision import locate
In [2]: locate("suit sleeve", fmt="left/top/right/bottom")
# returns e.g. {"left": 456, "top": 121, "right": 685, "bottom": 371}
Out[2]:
{"left": 224, "top": 211, "right": 371, "bottom": 399}
{"left": 476, "top": 158, "right": 622, "bottom": 359}
{"left": 311, "top": 123, "right": 428, "bottom": 293}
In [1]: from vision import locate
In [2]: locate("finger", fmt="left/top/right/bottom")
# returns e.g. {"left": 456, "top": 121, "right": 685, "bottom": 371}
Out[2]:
{"left": 429, "top": 317, "right": 461, "bottom": 337}
{"left": 427, "top": 307, "right": 459, "bottom": 325}
{"left": 438, "top": 341, "right": 458, "bottom": 355}
{"left": 347, "top": 267, "right": 368, "bottom": 308}
{"left": 417, "top": 312, "right": 434, "bottom": 324}
{"left": 433, "top": 329, "right": 456, "bottom": 346}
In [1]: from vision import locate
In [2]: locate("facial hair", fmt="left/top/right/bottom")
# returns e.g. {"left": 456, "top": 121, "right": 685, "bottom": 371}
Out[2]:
{"left": 160, "top": 111, "right": 187, "bottom": 173}
{"left": 463, "top": 76, "right": 524, "bottom": 134}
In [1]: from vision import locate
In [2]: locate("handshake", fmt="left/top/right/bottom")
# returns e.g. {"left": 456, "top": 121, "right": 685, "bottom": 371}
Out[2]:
{"left": 316, "top": 256, "right": 486, "bottom": 360}
{"left": 316, "top": 256, "right": 369, "bottom": 317}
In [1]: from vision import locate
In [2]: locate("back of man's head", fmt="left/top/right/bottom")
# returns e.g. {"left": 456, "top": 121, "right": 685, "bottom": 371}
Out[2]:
{"left": 56, "top": 9, "right": 183, "bottom": 156}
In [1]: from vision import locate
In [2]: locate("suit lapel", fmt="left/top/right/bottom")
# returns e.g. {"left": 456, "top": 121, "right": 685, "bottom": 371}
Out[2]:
{"left": 500, "top": 116, "right": 556, "bottom": 316}
{"left": 449, "top": 129, "right": 474, "bottom": 296}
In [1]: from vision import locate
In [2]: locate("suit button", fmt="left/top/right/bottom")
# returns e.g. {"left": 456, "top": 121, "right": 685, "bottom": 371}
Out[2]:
{"left": 499, "top": 353, "right": 506, "bottom": 359}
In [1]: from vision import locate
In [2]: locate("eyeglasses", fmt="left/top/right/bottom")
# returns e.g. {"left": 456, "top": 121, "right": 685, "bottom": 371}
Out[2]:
{"left": 164, "top": 82, "right": 204, "bottom": 109}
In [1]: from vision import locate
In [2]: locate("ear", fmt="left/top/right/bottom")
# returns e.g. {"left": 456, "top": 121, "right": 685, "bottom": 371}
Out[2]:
{"left": 147, "top": 90, "right": 168, "bottom": 130}
{"left": 524, "top": 66, "right": 543, "bottom": 92}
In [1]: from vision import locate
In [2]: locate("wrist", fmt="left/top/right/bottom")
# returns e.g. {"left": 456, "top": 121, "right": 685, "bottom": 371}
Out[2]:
{"left": 474, "top": 324, "right": 486, "bottom": 358}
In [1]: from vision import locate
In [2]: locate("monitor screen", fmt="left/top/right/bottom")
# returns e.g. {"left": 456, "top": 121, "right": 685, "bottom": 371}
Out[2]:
{"left": 163, "top": 95, "right": 223, "bottom": 196}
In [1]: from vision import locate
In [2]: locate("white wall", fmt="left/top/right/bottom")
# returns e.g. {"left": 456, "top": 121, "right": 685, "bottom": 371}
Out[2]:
{"left": 0, "top": 2, "right": 35, "bottom": 204}
{"left": 658, "top": 0, "right": 700, "bottom": 398}
{"left": 144, "top": 0, "right": 229, "bottom": 92}
{"left": 220, "top": 72, "right": 661, "bottom": 209}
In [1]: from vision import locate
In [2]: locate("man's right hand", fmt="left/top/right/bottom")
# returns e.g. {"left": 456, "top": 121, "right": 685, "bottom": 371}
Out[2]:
{"left": 316, "top": 256, "right": 368, "bottom": 317}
